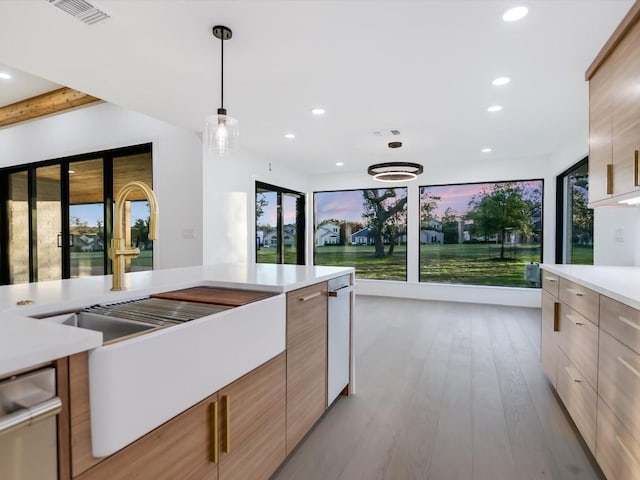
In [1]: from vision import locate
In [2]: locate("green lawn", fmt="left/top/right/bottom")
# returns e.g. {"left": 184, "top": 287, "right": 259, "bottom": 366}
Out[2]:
{"left": 70, "top": 250, "right": 153, "bottom": 277}
{"left": 570, "top": 244, "right": 594, "bottom": 265}
{"left": 256, "top": 246, "right": 298, "bottom": 264}
{"left": 312, "top": 242, "right": 542, "bottom": 287}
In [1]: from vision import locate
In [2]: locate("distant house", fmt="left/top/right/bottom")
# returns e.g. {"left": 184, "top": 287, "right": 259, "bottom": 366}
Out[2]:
{"left": 420, "top": 219, "right": 444, "bottom": 244}
{"left": 260, "top": 225, "right": 296, "bottom": 248}
{"left": 316, "top": 222, "right": 340, "bottom": 246}
{"left": 420, "top": 229, "right": 444, "bottom": 244}
{"left": 351, "top": 227, "right": 374, "bottom": 245}
{"left": 73, "top": 234, "right": 104, "bottom": 252}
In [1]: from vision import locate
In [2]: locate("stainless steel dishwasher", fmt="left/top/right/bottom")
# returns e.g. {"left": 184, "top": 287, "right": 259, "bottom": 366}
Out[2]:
{"left": 327, "top": 275, "right": 355, "bottom": 406}
{"left": 0, "top": 367, "right": 61, "bottom": 480}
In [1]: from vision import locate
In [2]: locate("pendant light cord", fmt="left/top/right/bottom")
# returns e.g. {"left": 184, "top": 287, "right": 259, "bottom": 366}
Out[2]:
{"left": 220, "top": 33, "right": 224, "bottom": 109}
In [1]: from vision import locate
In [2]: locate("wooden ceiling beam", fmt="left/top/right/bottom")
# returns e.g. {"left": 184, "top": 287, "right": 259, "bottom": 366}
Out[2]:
{"left": 0, "top": 87, "right": 101, "bottom": 128}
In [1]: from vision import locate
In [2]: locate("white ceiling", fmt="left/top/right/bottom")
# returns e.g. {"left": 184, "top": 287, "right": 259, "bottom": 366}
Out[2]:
{"left": 0, "top": 1, "right": 633, "bottom": 175}
{"left": 0, "top": 62, "right": 60, "bottom": 107}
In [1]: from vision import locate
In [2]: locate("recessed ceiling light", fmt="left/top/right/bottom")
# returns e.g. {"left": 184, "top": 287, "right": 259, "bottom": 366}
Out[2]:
{"left": 487, "top": 105, "right": 503, "bottom": 112}
{"left": 502, "top": 6, "right": 528, "bottom": 22}
{"left": 284, "top": 133, "right": 296, "bottom": 139}
{"left": 68, "top": 170, "right": 76, "bottom": 174}
{"left": 481, "top": 148, "right": 492, "bottom": 153}
{"left": 0, "top": 72, "right": 11, "bottom": 80}
{"left": 311, "top": 108, "right": 325, "bottom": 115}
{"left": 492, "top": 76, "right": 511, "bottom": 86}
{"left": 336, "top": 162, "right": 344, "bottom": 167}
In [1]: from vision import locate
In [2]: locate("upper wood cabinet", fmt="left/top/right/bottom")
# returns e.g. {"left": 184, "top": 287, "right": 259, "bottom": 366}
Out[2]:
{"left": 588, "top": 3, "right": 640, "bottom": 206}
{"left": 285, "top": 282, "right": 328, "bottom": 455}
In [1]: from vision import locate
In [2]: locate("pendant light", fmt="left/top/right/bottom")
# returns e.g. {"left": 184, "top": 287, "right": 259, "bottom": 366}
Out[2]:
{"left": 204, "top": 25, "right": 239, "bottom": 155}
{"left": 367, "top": 142, "right": 424, "bottom": 182}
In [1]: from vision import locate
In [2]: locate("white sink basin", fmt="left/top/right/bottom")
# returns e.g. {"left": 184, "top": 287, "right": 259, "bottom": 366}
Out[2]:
{"left": 87, "top": 293, "right": 286, "bottom": 456}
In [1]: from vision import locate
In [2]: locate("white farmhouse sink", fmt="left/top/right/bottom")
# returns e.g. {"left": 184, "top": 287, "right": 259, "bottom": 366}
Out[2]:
{"left": 86, "top": 293, "right": 286, "bottom": 456}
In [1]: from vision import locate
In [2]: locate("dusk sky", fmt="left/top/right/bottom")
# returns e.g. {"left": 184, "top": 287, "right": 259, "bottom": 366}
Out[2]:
{"left": 315, "top": 188, "right": 408, "bottom": 224}
{"left": 71, "top": 202, "right": 150, "bottom": 226}
{"left": 421, "top": 181, "right": 542, "bottom": 219}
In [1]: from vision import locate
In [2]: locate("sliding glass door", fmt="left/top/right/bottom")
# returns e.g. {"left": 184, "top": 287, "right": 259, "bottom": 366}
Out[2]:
{"left": 0, "top": 143, "right": 152, "bottom": 285}
{"left": 255, "top": 182, "right": 305, "bottom": 265}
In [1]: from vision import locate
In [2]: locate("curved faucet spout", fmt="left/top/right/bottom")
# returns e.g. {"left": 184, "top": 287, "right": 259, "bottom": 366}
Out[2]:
{"left": 111, "top": 181, "right": 158, "bottom": 291}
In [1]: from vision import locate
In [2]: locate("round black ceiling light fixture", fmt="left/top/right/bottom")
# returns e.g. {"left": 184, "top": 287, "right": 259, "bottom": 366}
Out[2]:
{"left": 367, "top": 142, "right": 423, "bottom": 182}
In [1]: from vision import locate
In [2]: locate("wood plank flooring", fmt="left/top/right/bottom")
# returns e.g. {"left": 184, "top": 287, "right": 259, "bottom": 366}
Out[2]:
{"left": 272, "top": 296, "right": 605, "bottom": 480}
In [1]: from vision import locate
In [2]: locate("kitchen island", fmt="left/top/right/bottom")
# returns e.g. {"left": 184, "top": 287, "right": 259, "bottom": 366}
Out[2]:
{"left": 0, "top": 263, "right": 354, "bottom": 480}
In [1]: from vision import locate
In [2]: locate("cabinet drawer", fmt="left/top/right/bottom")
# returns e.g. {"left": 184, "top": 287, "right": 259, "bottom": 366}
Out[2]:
{"left": 556, "top": 349, "right": 597, "bottom": 453}
{"left": 541, "top": 271, "right": 560, "bottom": 297}
{"left": 599, "top": 329, "right": 640, "bottom": 444}
{"left": 558, "top": 303, "right": 598, "bottom": 389}
{"left": 601, "top": 295, "right": 640, "bottom": 355}
{"left": 559, "top": 279, "right": 599, "bottom": 324}
{"left": 597, "top": 397, "right": 640, "bottom": 480}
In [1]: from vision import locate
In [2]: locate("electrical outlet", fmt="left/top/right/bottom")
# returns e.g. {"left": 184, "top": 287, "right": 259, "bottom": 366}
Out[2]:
{"left": 615, "top": 227, "right": 625, "bottom": 243}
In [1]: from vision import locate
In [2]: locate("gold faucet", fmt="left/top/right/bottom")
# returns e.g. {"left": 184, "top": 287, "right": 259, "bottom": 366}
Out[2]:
{"left": 110, "top": 181, "right": 158, "bottom": 291}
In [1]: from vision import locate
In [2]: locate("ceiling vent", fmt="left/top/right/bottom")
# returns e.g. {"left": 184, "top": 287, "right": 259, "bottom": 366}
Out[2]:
{"left": 48, "top": 0, "right": 110, "bottom": 25}
{"left": 373, "top": 129, "right": 401, "bottom": 137}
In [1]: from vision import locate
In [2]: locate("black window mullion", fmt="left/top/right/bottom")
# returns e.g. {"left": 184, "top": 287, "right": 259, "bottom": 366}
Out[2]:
{"left": 104, "top": 156, "right": 114, "bottom": 275}
{"left": 28, "top": 168, "right": 37, "bottom": 283}
{"left": 61, "top": 162, "right": 71, "bottom": 279}
{"left": 277, "top": 192, "right": 283, "bottom": 264}
{"left": 0, "top": 173, "right": 8, "bottom": 285}
{"left": 296, "top": 194, "right": 305, "bottom": 265}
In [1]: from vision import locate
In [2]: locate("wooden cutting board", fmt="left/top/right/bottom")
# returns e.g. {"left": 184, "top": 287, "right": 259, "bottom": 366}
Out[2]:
{"left": 151, "top": 286, "right": 276, "bottom": 307}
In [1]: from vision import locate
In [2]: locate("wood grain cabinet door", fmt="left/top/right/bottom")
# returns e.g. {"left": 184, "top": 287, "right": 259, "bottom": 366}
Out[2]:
{"left": 541, "top": 290, "right": 560, "bottom": 386}
{"left": 218, "top": 353, "right": 286, "bottom": 480}
{"left": 286, "top": 282, "right": 328, "bottom": 454}
{"left": 612, "top": 22, "right": 640, "bottom": 197}
{"left": 77, "top": 394, "right": 219, "bottom": 480}
{"left": 589, "top": 57, "right": 614, "bottom": 203}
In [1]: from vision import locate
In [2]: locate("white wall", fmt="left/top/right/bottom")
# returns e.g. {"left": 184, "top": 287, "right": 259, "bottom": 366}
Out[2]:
{"left": 310, "top": 156, "right": 552, "bottom": 307}
{"left": 201, "top": 149, "right": 310, "bottom": 265}
{"left": 0, "top": 103, "right": 204, "bottom": 269}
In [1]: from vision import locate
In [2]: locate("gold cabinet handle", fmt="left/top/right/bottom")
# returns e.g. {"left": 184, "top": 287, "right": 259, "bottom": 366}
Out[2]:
{"left": 553, "top": 302, "right": 560, "bottom": 332}
{"left": 298, "top": 291, "right": 321, "bottom": 302}
{"left": 564, "top": 366, "right": 581, "bottom": 383}
{"left": 635, "top": 150, "right": 639, "bottom": 187}
{"left": 566, "top": 288, "right": 584, "bottom": 297}
{"left": 566, "top": 313, "right": 584, "bottom": 326}
{"left": 223, "top": 395, "right": 231, "bottom": 453}
{"left": 618, "top": 315, "right": 640, "bottom": 332}
{"left": 210, "top": 401, "right": 219, "bottom": 464}
{"left": 544, "top": 276, "right": 557, "bottom": 282}
{"left": 607, "top": 163, "right": 614, "bottom": 194}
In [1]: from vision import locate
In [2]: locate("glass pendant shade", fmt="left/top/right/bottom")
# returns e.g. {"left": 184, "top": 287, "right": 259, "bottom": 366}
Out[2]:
{"left": 205, "top": 107, "right": 239, "bottom": 155}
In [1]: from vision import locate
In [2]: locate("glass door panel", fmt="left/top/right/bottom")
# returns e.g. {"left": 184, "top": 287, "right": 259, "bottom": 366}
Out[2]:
{"left": 113, "top": 152, "right": 153, "bottom": 271}
{"left": 283, "top": 193, "right": 300, "bottom": 265}
{"left": 36, "top": 165, "right": 62, "bottom": 281}
{"left": 256, "top": 189, "right": 279, "bottom": 264}
{"left": 7, "top": 172, "right": 29, "bottom": 284}
{"left": 69, "top": 159, "right": 104, "bottom": 278}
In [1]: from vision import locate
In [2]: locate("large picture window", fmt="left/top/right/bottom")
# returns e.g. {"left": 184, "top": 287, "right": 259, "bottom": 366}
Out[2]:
{"left": 314, "top": 188, "right": 407, "bottom": 280}
{"left": 419, "top": 180, "right": 543, "bottom": 288}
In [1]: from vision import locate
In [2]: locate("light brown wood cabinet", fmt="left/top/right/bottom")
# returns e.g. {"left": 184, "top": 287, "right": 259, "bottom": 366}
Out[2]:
{"left": 76, "top": 393, "right": 219, "bottom": 480}
{"left": 285, "top": 281, "right": 328, "bottom": 454}
{"left": 218, "top": 353, "right": 286, "bottom": 480}
{"left": 588, "top": 3, "right": 640, "bottom": 206}
{"left": 541, "top": 267, "right": 640, "bottom": 480}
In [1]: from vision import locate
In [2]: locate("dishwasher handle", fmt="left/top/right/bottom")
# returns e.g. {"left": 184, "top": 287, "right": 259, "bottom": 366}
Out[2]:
{"left": 0, "top": 397, "right": 62, "bottom": 437}
{"left": 328, "top": 284, "right": 356, "bottom": 298}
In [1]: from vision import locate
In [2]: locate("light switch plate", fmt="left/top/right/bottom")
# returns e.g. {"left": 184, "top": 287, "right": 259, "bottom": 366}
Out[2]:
{"left": 615, "top": 227, "right": 625, "bottom": 243}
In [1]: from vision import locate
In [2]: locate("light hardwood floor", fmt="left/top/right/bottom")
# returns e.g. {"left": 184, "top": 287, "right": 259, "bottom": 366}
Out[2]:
{"left": 272, "top": 296, "right": 605, "bottom": 480}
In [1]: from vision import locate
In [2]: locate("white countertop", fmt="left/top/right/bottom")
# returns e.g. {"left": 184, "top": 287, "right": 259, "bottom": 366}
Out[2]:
{"left": 0, "top": 263, "right": 353, "bottom": 377}
{"left": 541, "top": 264, "right": 640, "bottom": 310}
